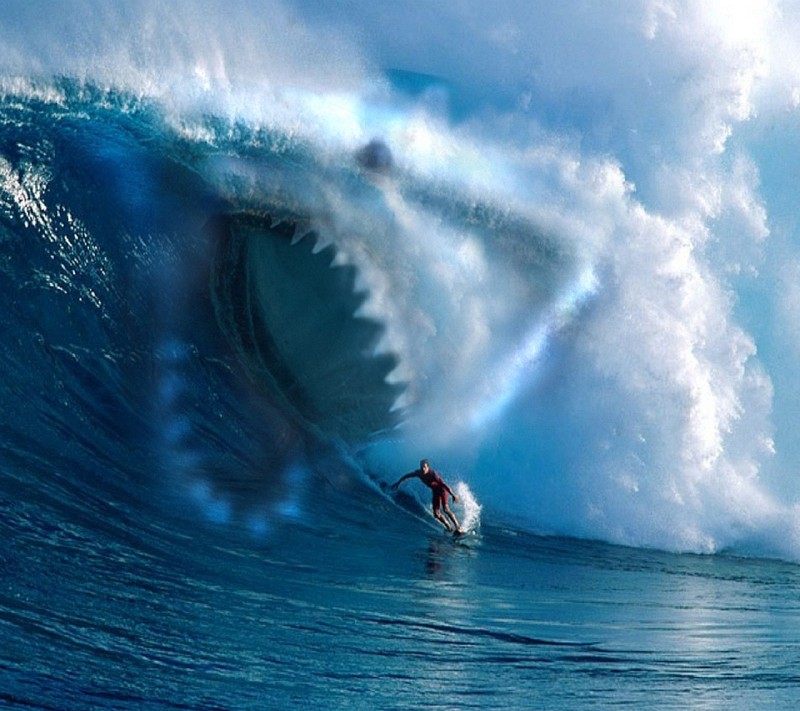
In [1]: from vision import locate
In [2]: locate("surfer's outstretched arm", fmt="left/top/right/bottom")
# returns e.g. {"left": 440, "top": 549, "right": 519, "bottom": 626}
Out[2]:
{"left": 391, "top": 472, "right": 417, "bottom": 490}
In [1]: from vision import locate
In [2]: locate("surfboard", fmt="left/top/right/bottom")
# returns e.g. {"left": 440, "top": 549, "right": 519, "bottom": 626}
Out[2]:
{"left": 452, "top": 523, "right": 480, "bottom": 538}
{"left": 448, "top": 527, "right": 479, "bottom": 547}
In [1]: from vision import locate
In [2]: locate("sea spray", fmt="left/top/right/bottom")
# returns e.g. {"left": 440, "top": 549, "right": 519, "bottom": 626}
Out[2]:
{"left": 455, "top": 481, "right": 481, "bottom": 533}
{"left": 0, "top": 2, "right": 798, "bottom": 560}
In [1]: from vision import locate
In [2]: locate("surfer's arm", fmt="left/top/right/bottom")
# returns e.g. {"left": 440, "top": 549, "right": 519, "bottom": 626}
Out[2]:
{"left": 391, "top": 472, "right": 416, "bottom": 490}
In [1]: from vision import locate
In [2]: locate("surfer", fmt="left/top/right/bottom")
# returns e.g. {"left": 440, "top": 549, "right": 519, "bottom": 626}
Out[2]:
{"left": 392, "top": 459, "right": 462, "bottom": 533}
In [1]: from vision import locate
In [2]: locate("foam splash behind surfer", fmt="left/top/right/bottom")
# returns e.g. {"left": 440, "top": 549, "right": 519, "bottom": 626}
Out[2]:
{"left": 392, "top": 459, "right": 462, "bottom": 533}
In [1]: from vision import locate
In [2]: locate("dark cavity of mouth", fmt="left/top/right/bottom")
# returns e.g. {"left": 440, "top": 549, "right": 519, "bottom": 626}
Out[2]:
{"left": 209, "top": 212, "right": 406, "bottom": 444}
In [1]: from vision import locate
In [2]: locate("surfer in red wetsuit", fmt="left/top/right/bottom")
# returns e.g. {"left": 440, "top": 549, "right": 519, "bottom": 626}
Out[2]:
{"left": 392, "top": 459, "right": 461, "bottom": 533}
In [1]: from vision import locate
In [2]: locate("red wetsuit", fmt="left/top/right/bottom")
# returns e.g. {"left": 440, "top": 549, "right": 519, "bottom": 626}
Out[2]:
{"left": 418, "top": 468, "right": 449, "bottom": 513}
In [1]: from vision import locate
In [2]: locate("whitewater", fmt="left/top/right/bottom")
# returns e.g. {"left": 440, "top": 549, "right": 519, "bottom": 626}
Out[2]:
{"left": 2, "top": 1, "right": 800, "bottom": 708}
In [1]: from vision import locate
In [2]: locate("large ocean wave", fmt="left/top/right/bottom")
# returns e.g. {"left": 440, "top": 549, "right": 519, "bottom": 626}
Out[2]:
{"left": 2, "top": 1, "right": 800, "bottom": 561}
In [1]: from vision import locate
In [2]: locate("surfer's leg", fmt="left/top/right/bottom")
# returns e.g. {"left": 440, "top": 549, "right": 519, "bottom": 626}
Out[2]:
{"left": 434, "top": 511, "right": 452, "bottom": 530}
{"left": 443, "top": 505, "right": 461, "bottom": 532}
{"left": 438, "top": 490, "right": 461, "bottom": 531}
{"left": 438, "top": 490, "right": 460, "bottom": 532}
{"left": 432, "top": 491, "right": 452, "bottom": 530}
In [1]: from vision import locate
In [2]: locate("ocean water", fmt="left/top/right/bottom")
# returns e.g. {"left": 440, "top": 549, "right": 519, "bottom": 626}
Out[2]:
{"left": 3, "top": 2, "right": 800, "bottom": 709}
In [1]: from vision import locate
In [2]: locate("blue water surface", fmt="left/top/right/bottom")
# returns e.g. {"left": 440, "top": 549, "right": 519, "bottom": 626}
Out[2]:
{"left": 1, "top": 80, "right": 799, "bottom": 711}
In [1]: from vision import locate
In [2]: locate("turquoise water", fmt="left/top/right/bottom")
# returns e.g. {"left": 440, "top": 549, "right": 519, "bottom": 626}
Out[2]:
{"left": 2, "top": 65, "right": 800, "bottom": 709}
{"left": 4, "top": 481, "right": 799, "bottom": 709}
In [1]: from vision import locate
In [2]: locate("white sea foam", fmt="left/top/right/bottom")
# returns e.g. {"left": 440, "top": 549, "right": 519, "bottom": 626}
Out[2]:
{"left": 455, "top": 482, "right": 482, "bottom": 534}
{"left": 5, "top": 0, "right": 800, "bottom": 558}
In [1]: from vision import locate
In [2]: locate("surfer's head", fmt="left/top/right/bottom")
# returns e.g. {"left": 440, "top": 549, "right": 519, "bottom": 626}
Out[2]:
{"left": 420, "top": 458, "right": 430, "bottom": 472}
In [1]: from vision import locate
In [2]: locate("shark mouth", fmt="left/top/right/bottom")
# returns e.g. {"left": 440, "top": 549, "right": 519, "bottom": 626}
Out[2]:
{"left": 209, "top": 211, "right": 406, "bottom": 444}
